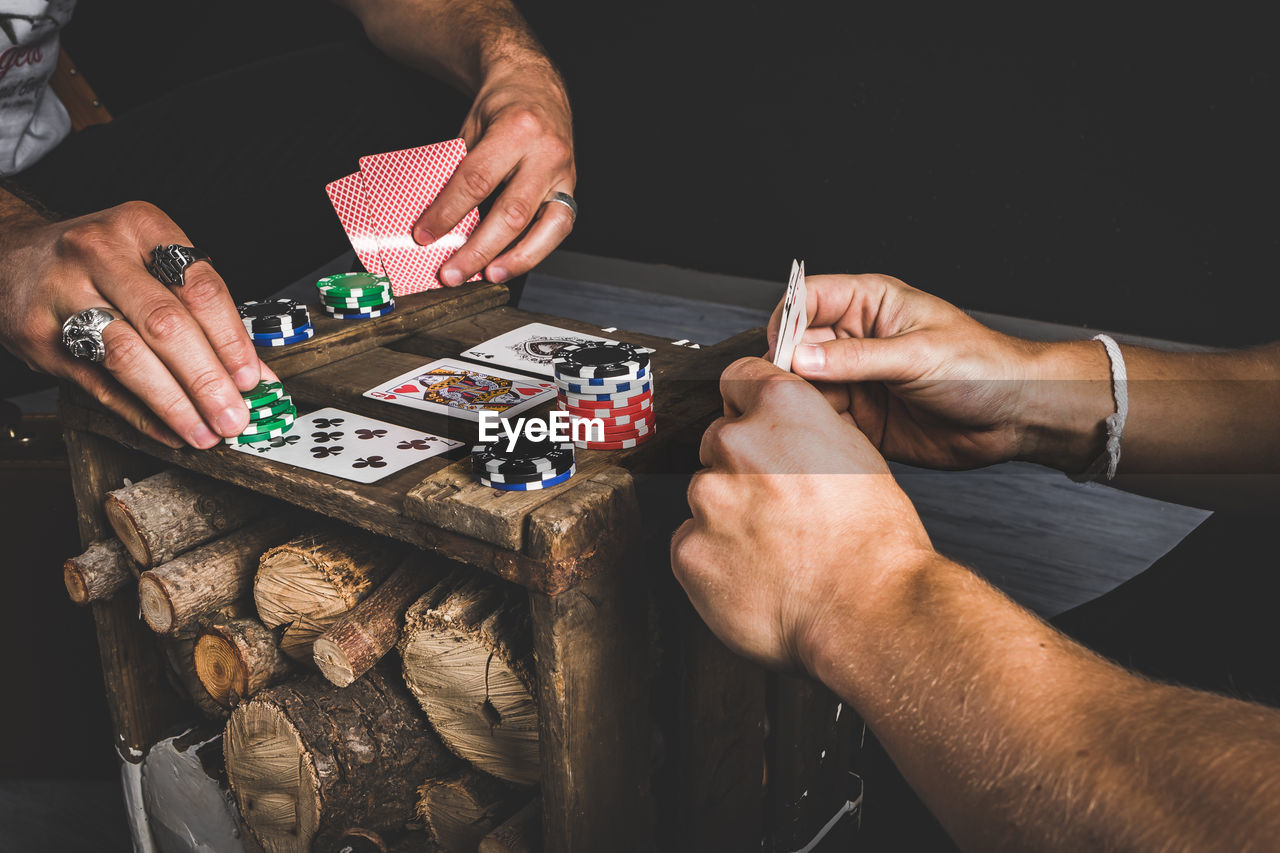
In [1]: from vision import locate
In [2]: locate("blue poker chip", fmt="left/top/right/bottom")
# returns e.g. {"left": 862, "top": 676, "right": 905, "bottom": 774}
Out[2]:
{"left": 480, "top": 465, "right": 576, "bottom": 491}
{"left": 555, "top": 380, "right": 650, "bottom": 400}
{"left": 253, "top": 326, "right": 315, "bottom": 347}
{"left": 560, "top": 365, "right": 649, "bottom": 388}
{"left": 322, "top": 301, "right": 396, "bottom": 320}
{"left": 250, "top": 322, "right": 314, "bottom": 342}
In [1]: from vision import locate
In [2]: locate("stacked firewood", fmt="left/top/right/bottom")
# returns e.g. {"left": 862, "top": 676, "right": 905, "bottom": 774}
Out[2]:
{"left": 65, "top": 468, "right": 542, "bottom": 853}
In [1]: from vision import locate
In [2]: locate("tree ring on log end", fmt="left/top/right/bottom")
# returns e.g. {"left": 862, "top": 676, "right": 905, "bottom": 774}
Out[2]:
{"left": 138, "top": 574, "right": 176, "bottom": 633}
{"left": 225, "top": 698, "right": 322, "bottom": 852}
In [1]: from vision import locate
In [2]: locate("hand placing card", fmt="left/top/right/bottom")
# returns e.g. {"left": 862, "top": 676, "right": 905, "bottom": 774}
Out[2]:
{"left": 230, "top": 408, "right": 463, "bottom": 484}
{"left": 365, "top": 358, "right": 556, "bottom": 422}
{"left": 461, "top": 322, "right": 611, "bottom": 378}
{"left": 326, "top": 139, "right": 483, "bottom": 295}
{"left": 772, "top": 259, "right": 809, "bottom": 372}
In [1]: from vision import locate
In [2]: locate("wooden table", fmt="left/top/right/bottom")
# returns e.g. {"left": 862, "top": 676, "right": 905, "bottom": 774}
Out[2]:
{"left": 59, "top": 283, "right": 859, "bottom": 852}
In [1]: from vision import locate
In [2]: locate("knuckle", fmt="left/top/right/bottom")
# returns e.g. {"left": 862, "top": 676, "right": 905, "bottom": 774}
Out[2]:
{"left": 685, "top": 469, "right": 723, "bottom": 512}
{"left": 101, "top": 333, "right": 147, "bottom": 374}
{"left": 116, "top": 200, "right": 170, "bottom": 235}
{"left": 499, "top": 197, "right": 534, "bottom": 232}
{"left": 457, "top": 245, "right": 492, "bottom": 270}
{"left": 186, "top": 367, "right": 230, "bottom": 402}
{"left": 460, "top": 167, "right": 496, "bottom": 202}
{"left": 505, "top": 108, "right": 544, "bottom": 136}
{"left": 177, "top": 270, "right": 227, "bottom": 309}
{"left": 139, "top": 302, "right": 189, "bottom": 343}
{"left": 56, "top": 222, "right": 111, "bottom": 262}
{"left": 758, "top": 373, "right": 803, "bottom": 407}
{"left": 539, "top": 135, "right": 573, "bottom": 165}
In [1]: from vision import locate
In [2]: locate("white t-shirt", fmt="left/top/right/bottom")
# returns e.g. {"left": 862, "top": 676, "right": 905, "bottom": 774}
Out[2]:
{"left": 0, "top": 0, "right": 75, "bottom": 176}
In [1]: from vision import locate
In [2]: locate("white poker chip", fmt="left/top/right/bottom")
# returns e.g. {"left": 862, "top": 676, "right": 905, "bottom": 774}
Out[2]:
{"left": 238, "top": 409, "right": 297, "bottom": 435}
{"left": 480, "top": 465, "right": 576, "bottom": 491}
{"left": 551, "top": 341, "right": 652, "bottom": 379}
{"left": 555, "top": 380, "right": 651, "bottom": 401}
{"left": 558, "top": 373, "right": 652, "bottom": 395}
{"left": 557, "top": 391, "right": 653, "bottom": 410}
{"left": 323, "top": 302, "right": 396, "bottom": 320}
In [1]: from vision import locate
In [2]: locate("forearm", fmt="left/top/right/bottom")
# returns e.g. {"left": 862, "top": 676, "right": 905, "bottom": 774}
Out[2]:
{"left": 804, "top": 552, "right": 1280, "bottom": 850}
{"left": 336, "top": 0, "right": 557, "bottom": 95}
{"left": 1, "top": 183, "right": 49, "bottom": 231}
{"left": 1021, "top": 339, "right": 1280, "bottom": 478}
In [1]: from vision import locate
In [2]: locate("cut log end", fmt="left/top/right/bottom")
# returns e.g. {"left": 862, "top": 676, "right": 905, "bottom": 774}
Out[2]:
{"left": 418, "top": 769, "right": 513, "bottom": 853}
{"left": 311, "top": 635, "right": 356, "bottom": 687}
{"left": 194, "top": 631, "right": 248, "bottom": 706}
{"left": 195, "top": 617, "right": 292, "bottom": 707}
{"left": 105, "top": 494, "right": 152, "bottom": 566}
{"left": 63, "top": 563, "right": 88, "bottom": 605}
{"left": 225, "top": 698, "right": 321, "bottom": 853}
{"left": 138, "top": 573, "right": 176, "bottom": 634}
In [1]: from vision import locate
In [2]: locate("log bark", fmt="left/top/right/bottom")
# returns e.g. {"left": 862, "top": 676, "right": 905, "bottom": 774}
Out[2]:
{"left": 195, "top": 616, "right": 293, "bottom": 707}
{"left": 105, "top": 468, "right": 275, "bottom": 567}
{"left": 63, "top": 537, "right": 137, "bottom": 605}
{"left": 313, "top": 558, "right": 447, "bottom": 687}
{"left": 478, "top": 798, "right": 541, "bottom": 853}
{"left": 224, "top": 669, "right": 459, "bottom": 853}
{"left": 138, "top": 517, "right": 299, "bottom": 635}
{"left": 418, "top": 767, "right": 516, "bottom": 853}
{"left": 255, "top": 528, "right": 407, "bottom": 663}
{"left": 399, "top": 569, "right": 539, "bottom": 785}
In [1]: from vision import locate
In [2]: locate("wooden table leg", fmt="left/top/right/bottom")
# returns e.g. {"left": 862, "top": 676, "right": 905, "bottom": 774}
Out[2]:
{"left": 530, "top": 559, "right": 652, "bottom": 852}
{"left": 62, "top": 427, "right": 187, "bottom": 760}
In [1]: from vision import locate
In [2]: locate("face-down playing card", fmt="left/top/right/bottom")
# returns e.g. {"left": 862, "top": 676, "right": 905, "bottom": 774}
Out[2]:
{"left": 460, "top": 322, "right": 612, "bottom": 378}
{"left": 364, "top": 358, "right": 556, "bottom": 422}
{"left": 324, "top": 171, "right": 385, "bottom": 277}
{"left": 230, "top": 407, "right": 463, "bottom": 484}
{"left": 359, "top": 139, "right": 483, "bottom": 294}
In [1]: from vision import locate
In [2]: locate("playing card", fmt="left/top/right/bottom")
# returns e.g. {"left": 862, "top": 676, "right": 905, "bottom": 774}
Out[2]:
{"left": 773, "top": 260, "right": 808, "bottom": 372}
{"left": 324, "top": 171, "right": 385, "bottom": 276}
{"left": 359, "top": 139, "right": 482, "bottom": 295}
{"left": 364, "top": 358, "right": 556, "bottom": 422}
{"left": 230, "top": 407, "right": 462, "bottom": 483}
{"left": 460, "top": 322, "right": 612, "bottom": 377}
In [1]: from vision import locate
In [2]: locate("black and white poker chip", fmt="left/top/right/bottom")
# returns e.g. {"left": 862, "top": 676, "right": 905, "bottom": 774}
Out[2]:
{"left": 239, "top": 300, "right": 311, "bottom": 333}
{"left": 471, "top": 433, "right": 575, "bottom": 478}
{"left": 551, "top": 341, "right": 652, "bottom": 379}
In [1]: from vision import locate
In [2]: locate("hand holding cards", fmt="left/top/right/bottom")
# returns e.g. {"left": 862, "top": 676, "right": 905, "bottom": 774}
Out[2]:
{"left": 326, "top": 139, "right": 483, "bottom": 295}
{"left": 772, "top": 260, "right": 809, "bottom": 372}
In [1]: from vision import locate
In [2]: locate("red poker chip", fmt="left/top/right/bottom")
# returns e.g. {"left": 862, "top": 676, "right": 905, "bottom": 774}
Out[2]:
{"left": 593, "top": 417, "right": 655, "bottom": 436}
{"left": 558, "top": 396, "right": 653, "bottom": 418}
{"left": 557, "top": 390, "right": 653, "bottom": 411}
{"left": 574, "top": 428, "right": 658, "bottom": 450}
{"left": 564, "top": 410, "right": 653, "bottom": 428}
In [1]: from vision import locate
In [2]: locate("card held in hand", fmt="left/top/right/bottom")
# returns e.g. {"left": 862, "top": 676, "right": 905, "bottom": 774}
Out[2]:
{"left": 359, "top": 139, "right": 482, "bottom": 295}
{"left": 772, "top": 259, "right": 808, "bottom": 372}
{"left": 324, "top": 171, "right": 385, "bottom": 276}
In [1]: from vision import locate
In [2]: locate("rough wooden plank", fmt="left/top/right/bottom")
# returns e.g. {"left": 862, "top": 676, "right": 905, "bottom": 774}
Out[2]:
{"left": 57, "top": 397, "right": 557, "bottom": 592}
{"left": 525, "top": 466, "right": 638, "bottom": 564}
{"left": 530, "top": 563, "right": 652, "bottom": 852}
{"left": 60, "top": 421, "right": 188, "bottom": 762}
{"left": 261, "top": 284, "right": 510, "bottom": 378}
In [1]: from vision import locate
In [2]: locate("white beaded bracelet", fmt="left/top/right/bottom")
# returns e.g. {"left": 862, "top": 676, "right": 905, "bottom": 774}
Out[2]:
{"left": 1070, "top": 333, "right": 1128, "bottom": 482}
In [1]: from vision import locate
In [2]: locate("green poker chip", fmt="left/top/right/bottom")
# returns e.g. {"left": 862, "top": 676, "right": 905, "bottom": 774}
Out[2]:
{"left": 223, "top": 424, "right": 292, "bottom": 445}
{"left": 248, "top": 395, "right": 295, "bottom": 422}
{"left": 315, "top": 272, "right": 392, "bottom": 298}
{"left": 241, "top": 381, "right": 285, "bottom": 409}
{"left": 321, "top": 291, "right": 391, "bottom": 308}
{"left": 239, "top": 407, "right": 297, "bottom": 435}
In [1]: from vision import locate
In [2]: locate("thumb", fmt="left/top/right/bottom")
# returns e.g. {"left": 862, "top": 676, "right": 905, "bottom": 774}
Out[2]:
{"left": 792, "top": 335, "right": 923, "bottom": 384}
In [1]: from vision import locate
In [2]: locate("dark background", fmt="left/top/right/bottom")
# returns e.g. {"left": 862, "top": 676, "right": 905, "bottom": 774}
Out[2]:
{"left": 3, "top": 1, "right": 1277, "bottom": 848}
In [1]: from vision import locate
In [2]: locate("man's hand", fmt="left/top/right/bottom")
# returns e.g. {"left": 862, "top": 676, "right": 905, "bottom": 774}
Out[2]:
{"left": 0, "top": 200, "right": 261, "bottom": 448}
{"left": 413, "top": 58, "right": 574, "bottom": 287}
{"left": 767, "top": 273, "right": 1112, "bottom": 472}
{"left": 670, "top": 357, "right": 934, "bottom": 672}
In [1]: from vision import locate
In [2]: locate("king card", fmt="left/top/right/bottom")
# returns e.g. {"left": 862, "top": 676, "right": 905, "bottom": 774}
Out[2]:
{"left": 364, "top": 358, "right": 556, "bottom": 421}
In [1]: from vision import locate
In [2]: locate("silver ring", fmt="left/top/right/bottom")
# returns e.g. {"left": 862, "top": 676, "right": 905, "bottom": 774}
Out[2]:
{"left": 61, "top": 308, "right": 123, "bottom": 364}
{"left": 147, "top": 244, "right": 211, "bottom": 287}
{"left": 545, "top": 191, "right": 578, "bottom": 222}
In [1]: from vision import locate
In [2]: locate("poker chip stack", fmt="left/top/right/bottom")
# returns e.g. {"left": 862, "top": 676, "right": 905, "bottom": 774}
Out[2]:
{"left": 226, "top": 380, "right": 298, "bottom": 446}
{"left": 315, "top": 272, "right": 396, "bottom": 320}
{"left": 471, "top": 433, "right": 577, "bottom": 491}
{"left": 552, "top": 341, "right": 656, "bottom": 450}
{"left": 239, "top": 299, "right": 314, "bottom": 347}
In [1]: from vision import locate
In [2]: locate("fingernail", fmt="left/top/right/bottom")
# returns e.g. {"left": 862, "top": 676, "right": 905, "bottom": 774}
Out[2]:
{"left": 793, "top": 345, "right": 826, "bottom": 371}
{"left": 415, "top": 227, "right": 436, "bottom": 246}
{"left": 189, "top": 423, "right": 219, "bottom": 447}
{"left": 214, "top": 406, "right": 247, "bottom": 437}
{"left": 440, "top": 268, "right": 463, "bottom": 287}
{"left": 488, "top": 266, "right": 508, "bottom": 283}
{"left": 234, "top": 365, "right": 260, "bottom": 391}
